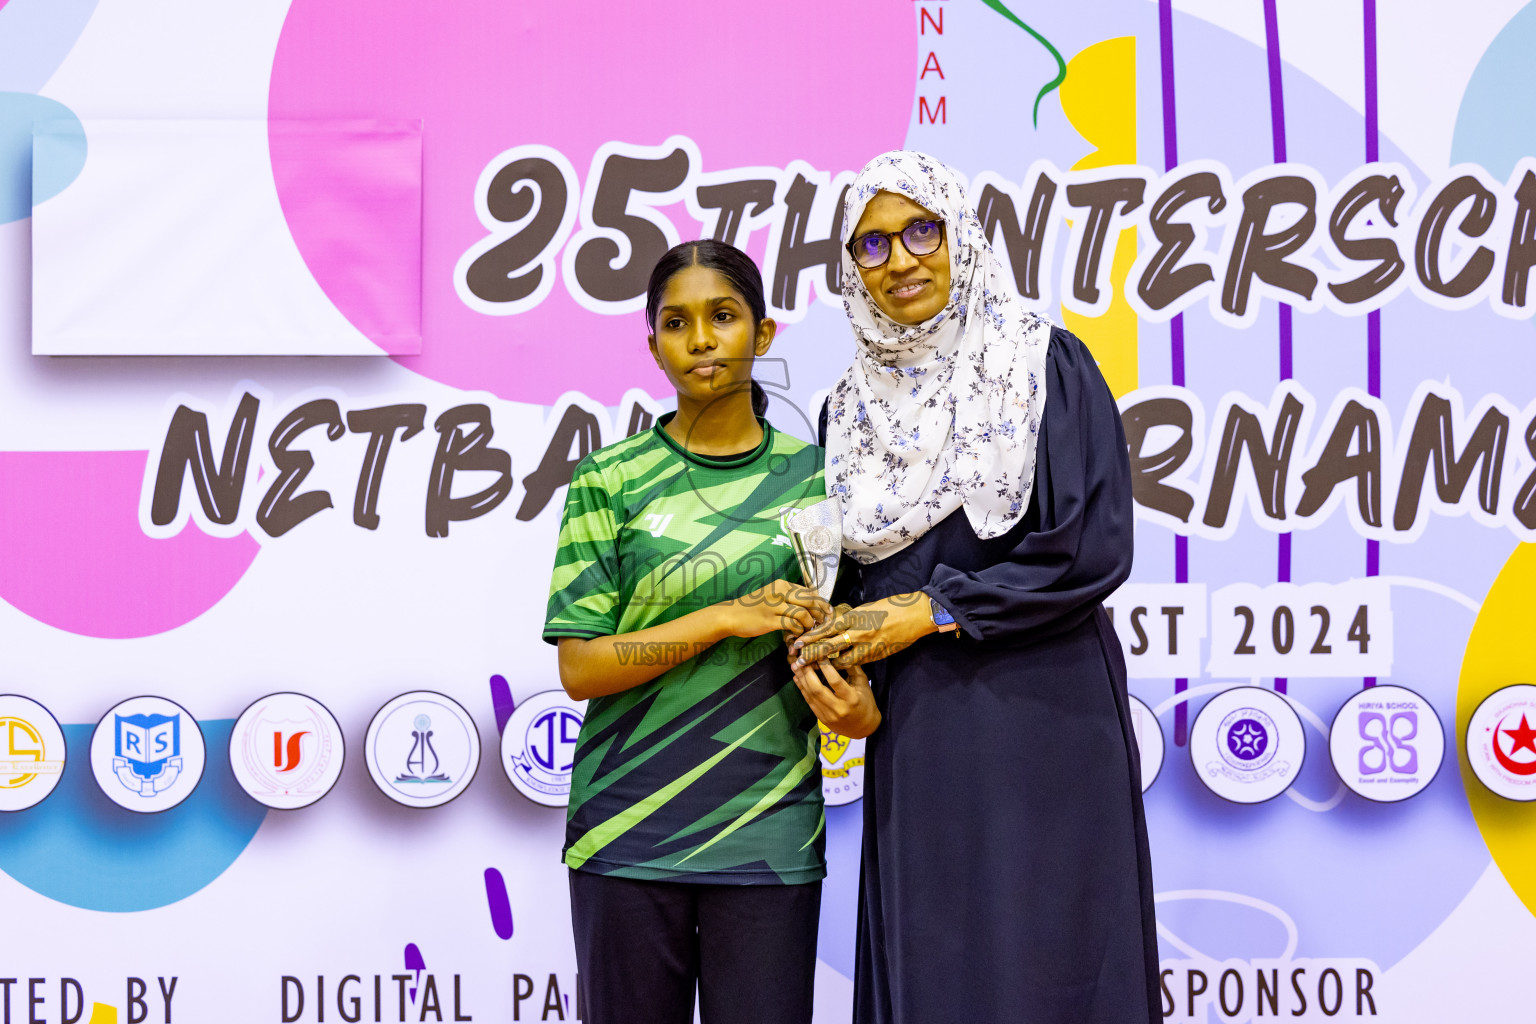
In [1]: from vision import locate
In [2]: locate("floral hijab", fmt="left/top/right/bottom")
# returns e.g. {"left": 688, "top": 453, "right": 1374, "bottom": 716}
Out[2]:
{"left": 825, "top": 150, "right": 1050, "bottom": 564}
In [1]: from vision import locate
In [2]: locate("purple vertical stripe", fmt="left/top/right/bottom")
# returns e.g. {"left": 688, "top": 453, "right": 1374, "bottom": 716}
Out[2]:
{"left": 1265, "top": 0, "right": 1291, "bottom": 698}
{"left": 1170, "top": 317, "right": 1186, "bottom": 385}
{"left": 1263, "top": 0, "right": 1289, "bottom": 163}
{"left": 1278, "top": 305, "right": 1293, "bottom": 381}
{"left": 1367, "top": 313, "right": 1381, "bottom": 396}
{"left": 1363, "top": 0, "right": 1382, "bottom": 689}
{"left": 1160, "top": 0, "right": 1186, "bottom": 389}
{"left": 1159, "top": 0, "right": 1180, "bottom": 170}
{"left": 1160, "top": 0, "right": 1190, "bottom": 745}
{"left": 1265, "top": 6, "right": 1293, "bottom": 383}
{"left": 1366, "top": 305, "right": 1381, "bottom": 623}
{"left": 1364, "top": 0, "right": 1379, "bottom": 164}
{"left": 1276, "top": 530, "right": 1290, "bottom": 694}
{"left": 1364, "top": 2, "right": 1382, "bottom": 404}
{"left": 1175, "top": 682, "right": 1189, "bottom": 746}
{"left": 1172, "top": 307, "right": 1187, "bottom": 759}
{"left": 1174, "top": 531, "right": 1189, "bottom": 743}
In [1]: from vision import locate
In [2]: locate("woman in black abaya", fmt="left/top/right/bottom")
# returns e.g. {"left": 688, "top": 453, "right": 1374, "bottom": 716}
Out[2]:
{"left": 790, "top": 150, "right": 1160, "bottom": 1024}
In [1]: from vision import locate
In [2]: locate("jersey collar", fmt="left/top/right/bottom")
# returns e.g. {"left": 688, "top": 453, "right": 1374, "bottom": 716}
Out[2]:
{"left": 654, "top": 412, "right": 774, "bottom": 468}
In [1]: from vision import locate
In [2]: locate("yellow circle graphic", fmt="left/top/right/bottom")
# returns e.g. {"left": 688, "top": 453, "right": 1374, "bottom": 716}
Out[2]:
{"left": 1458, "top": 542, "right": 1536, "bottom": 915}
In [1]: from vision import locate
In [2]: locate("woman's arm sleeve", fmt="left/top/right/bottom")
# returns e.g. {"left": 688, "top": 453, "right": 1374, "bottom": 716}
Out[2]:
{"left": 924, "top": 327, "right": 1133, "bottom": 644}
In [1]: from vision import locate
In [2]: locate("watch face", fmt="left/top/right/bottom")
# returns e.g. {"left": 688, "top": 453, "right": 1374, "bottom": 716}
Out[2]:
{"left": 929, "top": 597, "right": 955, "bottom": 627}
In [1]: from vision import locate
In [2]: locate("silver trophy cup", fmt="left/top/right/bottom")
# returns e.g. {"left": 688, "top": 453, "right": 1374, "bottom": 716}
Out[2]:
{"left": 780, "top": 499, "right": 842, "bottom": 602}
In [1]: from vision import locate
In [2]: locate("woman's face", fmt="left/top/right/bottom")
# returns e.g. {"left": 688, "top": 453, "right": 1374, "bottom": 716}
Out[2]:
{"left": 851, "top": 190, "right": 952, "bottom": 325}
{"left": 649, "top": 264, "right": 774, "bottom": 405}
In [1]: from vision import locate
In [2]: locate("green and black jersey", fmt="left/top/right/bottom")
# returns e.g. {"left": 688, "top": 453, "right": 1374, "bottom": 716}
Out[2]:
{"left": 543, "top": 414, "right": 828, "bottom": 884}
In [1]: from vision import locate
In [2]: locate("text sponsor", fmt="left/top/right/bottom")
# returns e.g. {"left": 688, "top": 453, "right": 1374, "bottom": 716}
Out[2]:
{"left": 1159, "top": 959, "right": 1379, "bottom": 1022}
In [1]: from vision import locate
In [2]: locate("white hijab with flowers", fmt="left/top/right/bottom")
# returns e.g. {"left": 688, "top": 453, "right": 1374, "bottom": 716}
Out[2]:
{"left": 826, "top": 150, "right": 1051, "bottom": 564}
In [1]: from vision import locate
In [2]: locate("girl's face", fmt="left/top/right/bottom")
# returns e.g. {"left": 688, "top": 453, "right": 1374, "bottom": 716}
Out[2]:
{"left": 851, "top": 190, "right": 952, "bottom": 325}
{"left": 649, "top": 264, "right": 775, "bottom": 407}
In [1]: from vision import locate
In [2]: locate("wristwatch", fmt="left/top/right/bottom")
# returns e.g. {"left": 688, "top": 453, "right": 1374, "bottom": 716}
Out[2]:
{"left": 929, "top": 596, "right": 960, "bottom": 635}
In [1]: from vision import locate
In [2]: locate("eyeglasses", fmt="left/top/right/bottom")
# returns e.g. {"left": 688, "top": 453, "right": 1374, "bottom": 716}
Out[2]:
{"left": 846, "top": 219, "right": 945, "bottom": 269}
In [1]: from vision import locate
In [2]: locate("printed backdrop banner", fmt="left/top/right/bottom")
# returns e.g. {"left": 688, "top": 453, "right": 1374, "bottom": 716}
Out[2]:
{"left": 31, "top": 119, "right": 423, "bottom": 355}
{"left": 2, "top": 0, "right": 1535, "bottom": 1021}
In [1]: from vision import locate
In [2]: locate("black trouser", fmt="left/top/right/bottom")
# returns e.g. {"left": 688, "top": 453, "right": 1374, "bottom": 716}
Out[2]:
{"left": 568, "top": 869, "right": 822, "bottom": 1024}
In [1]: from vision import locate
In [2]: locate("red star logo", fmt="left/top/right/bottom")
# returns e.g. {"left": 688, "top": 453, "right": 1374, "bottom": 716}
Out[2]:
{"left": 1502, "top": 713, "right": 1536, "bottom": 758}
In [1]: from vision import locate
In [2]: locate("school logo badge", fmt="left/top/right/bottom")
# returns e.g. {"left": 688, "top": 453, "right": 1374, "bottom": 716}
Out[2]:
{"left": 1466, "top": 684, "right": 1536, "bottom": 801}
{"left": 819, "top": 723, "right": 864, "bottom": 806}
{"left": 0, "top": 695, "right": 68, "bottom": 812}
{"left": 1127, "top": 694, "right": 1165, "bottom": 793}
{"left": 230, "top": 692, "right": 346, "bottom": 810}
{"left": 90, "top": 696, "right": 206, "bottom": 812}
{"left": 501, "top": 689, "right": 585, "bottom": 807}
{"left": 1190, "top": 686, "right": 1304, "bottom": 804}
{"left": 1328, "top": 685, "right": 1444, "bottom": 802}
{"left": 365, "top": 691, "right": 480, "bottom": 808}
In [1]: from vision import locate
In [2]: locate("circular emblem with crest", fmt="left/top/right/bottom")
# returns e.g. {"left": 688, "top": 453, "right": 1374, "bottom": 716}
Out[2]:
{"left": 501, "top": 689, "right": 586, "bottom": 807}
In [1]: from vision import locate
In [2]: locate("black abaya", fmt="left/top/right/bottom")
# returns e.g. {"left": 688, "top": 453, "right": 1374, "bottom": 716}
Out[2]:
{"left": 829, "top": 327, "right": 1160, "bottom": 1024}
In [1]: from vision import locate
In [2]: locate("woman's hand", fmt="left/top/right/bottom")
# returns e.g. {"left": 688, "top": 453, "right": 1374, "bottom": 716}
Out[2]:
{"left": 789, "top": 592, "right": 937, "bottom": 669}
{"left": 791, "top": 661, "right": 881, "bottom": 739}
{"left": 558, "top": 583, "right": 830, "bottom": 702}
{"left": 716, "top": 580, "right": 831, "bottom": 640}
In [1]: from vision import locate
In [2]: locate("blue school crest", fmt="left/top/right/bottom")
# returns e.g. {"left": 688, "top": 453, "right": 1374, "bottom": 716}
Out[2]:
{"left": 113, "top": 713, "right": 184, "bottom": 796}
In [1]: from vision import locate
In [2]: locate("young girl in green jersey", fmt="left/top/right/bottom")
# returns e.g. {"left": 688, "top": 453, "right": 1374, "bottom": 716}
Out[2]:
{"left": 543, "top": 240, "right": 841, "bottom": 1024}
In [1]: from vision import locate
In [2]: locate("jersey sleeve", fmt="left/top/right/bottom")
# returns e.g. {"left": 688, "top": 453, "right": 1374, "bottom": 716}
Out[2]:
{"left": 543, "top": 456, "right": 623, "bottom": 644}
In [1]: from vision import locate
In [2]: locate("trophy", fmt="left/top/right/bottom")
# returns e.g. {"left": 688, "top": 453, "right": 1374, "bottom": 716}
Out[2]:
{"left": 780, "top": 499, "right": 842, "bottom": 601}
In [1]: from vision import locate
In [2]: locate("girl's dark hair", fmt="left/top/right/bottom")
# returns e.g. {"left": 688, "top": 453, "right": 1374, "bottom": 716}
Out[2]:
{"left": 646, "top": 239, "right": 770, "bottom": 417}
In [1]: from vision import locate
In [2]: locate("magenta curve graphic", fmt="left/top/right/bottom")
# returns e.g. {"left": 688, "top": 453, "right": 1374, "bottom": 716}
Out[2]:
{"left": 268, "top": 0, "right": 915, "bottom": 405}
{"left": 0, "top": 451, "right": 260, "bottom": 639}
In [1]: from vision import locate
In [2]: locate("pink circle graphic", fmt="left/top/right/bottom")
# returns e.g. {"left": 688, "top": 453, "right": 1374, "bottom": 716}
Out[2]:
{"left": 0, "top": 452, "right": 260, "bottom": 639}
{"left": 268, "top": 0, "right": 914, "bottom": 404}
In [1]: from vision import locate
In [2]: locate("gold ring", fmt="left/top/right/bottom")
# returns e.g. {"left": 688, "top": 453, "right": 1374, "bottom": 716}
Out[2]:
{"left": 840, "top": 633, "right": 851, "bottom": 645}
